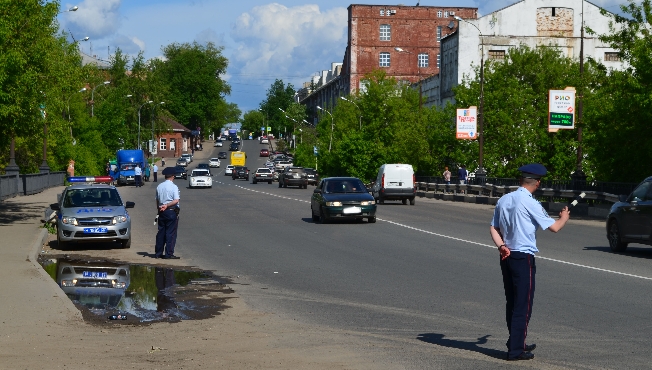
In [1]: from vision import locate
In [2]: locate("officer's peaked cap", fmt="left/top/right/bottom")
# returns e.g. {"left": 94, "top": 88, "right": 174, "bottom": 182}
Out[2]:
{"left": 518, "top": 163, "right": 547, "bottom": 179}
{"left": 162, "top": 167, "right": 176, "bottom": 176}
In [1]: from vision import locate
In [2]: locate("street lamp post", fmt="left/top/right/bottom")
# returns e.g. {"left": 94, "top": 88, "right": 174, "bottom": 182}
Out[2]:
{"left": 339, "top": 96, "right": 362, "bottom": 130}
{"left": 316, "top": 106, "right": 334, "bottom": 152}
{"left": 258, "top": 109, "right": 266, "bottom": 137}
{"left": 138, "top": 100, "right": 153, "bottom": 150}
{"left": 152, "top": 102, "right": 165, "bottom": 154}
{"left": 454, "top": 16, "right": 486, "bottom": 181}
{"left": 90, "top": 81, "right": 110, "bottom": 117}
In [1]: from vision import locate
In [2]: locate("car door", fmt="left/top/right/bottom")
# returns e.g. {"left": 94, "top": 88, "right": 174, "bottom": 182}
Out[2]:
{"left": 637, "top": 181, "right": 652, "bottom": 242}
{"left": 621, "top": 181, "right": 652, "bottom": 239}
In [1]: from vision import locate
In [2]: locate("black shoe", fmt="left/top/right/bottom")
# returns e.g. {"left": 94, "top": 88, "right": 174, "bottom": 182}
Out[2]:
{"left": 507, "top": 352, "right": 534, "bottom": 361}
{"left": 525, "top": 343, "right": 536, "bottom": 352}
{"left": 163, "top": 255, "right": 180, "bottom": 259}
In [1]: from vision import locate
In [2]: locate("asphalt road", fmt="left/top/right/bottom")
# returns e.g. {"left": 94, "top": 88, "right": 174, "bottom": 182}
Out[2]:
{"left": 124, "top": 140, "right": 652, "bottom": 369}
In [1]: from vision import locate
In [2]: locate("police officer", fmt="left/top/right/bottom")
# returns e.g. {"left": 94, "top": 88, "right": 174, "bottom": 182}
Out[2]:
{"left": 489, "top": 164, "right": 570, "bottom": 361}
{"left": 155, "top": 167, "right": 180, "bottom": 259}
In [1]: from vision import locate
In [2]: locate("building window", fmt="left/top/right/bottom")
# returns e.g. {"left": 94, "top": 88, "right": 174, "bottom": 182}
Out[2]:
{"left": 437, "top": 10, "right": 442, "bottom": 18}
{"left": 488, "top": 50, "right": 506, "bottom": 60}
{"left": 380, "top": 24, "right": 391, "bottom": 41}
{"left": 170, "top": 139, "right": 176, "bottom": 151}
{"left": 418, "top": 53, "right": 429, "bottom": 68}
{"left": 437, "top": 54, "right": 441, "bottom": 68}
{"left": 605, "top": 52, "right": 621, "bottom": 61}
{"left": 437, "top": 26, "right": 442, "bottom": 42}
{"left": 160, "top": 138, "right": 167, "bottom": 151}
{"left": 380, "top": 9, "right": 384, "bottom": 16}
{"left": 444, "top": 11, "right": 449, "bottom": 18}
{"left": 379, "top": 52, "right": 390, "bottom": 67}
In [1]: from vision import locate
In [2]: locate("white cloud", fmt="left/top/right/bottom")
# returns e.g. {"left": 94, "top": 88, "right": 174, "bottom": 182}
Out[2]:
{"left": 230, "top": 3, "right": 348, "bottom": 85}
{"left": 64, "top": 0, "right": 123, "bottom": 40}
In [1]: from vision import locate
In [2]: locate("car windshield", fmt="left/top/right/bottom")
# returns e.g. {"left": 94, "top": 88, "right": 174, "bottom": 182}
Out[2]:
{"left": 120, "top": 164, "right": 134, "bottom": 171}
{"left": 192, "top": 170, "right": 209, "bottom": 177}
{"left": 323, "top": 180, "right": 366, "bottom": 194}
{"left": 257, "top": 168, "right": 271, "bottom": 173}
{"left": 210, "top": 158, "right": 219, "bottom": 161}
{"left": 63, "top": 188, "right": 123, "bottom": 207}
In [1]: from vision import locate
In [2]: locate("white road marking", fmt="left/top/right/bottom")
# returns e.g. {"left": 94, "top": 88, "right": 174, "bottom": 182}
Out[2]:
{"left": 218, "top": 180, "right": 651, "bottom": 280}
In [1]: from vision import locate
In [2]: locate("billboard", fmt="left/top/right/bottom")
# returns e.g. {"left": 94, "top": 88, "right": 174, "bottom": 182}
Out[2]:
{"left": 456, "top": 107, "right": 477, "bottom": 140}
{"left": 549, "top": 89, "right": 575, "bottom": 130}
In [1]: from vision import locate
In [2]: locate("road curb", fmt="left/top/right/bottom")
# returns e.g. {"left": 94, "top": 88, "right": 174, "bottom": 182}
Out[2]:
{"left": 28, "top": 228, "right": 83, "bottom": 320}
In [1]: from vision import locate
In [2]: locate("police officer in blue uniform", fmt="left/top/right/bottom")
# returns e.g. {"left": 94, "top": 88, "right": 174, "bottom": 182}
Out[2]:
{"left": 490, "top": 164, "right": 570, "bottom": 361}
{"left": 155, "top": 167, "right": 181, "bottom": 259}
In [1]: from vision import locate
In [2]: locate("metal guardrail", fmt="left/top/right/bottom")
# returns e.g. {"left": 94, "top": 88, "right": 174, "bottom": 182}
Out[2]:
{"left": 0, "top": 171, "right": 66, "bottom": 200}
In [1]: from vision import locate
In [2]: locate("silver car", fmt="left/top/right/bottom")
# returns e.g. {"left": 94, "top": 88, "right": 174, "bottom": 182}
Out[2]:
{"left": 57, "top": 259, "right": 130, "bottom": 310}
{"left": 50, "top": 183, "right": 135, "bottom": 248}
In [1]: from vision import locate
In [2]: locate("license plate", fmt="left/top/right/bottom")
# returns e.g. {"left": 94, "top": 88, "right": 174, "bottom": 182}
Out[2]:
{"left": 197, "top": 180, "right": 204, "bottom": 182}
{"left": 83, "top": 227, "right": 108, "bottom": 233}
{"left": 343, "top": 206, "right": 362, "bottom": 214}
{"left": 83, "top": 271, "right": 107, "bottom": 278}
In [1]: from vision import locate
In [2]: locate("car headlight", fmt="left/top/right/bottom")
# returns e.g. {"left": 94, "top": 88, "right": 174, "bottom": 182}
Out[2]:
{"left": 61, "top": 279, "right": 77, "bottom": 287}
{"left": 112, "top": 280, "right": 126, "bottom": 289}
{"left": 326, "top": 201, "right": 342, "bottom": 207}
{"left": 360, "top": 201, "right": 375, "bottom": 206}
{"left": 120, "top": 175, "right": 125, "bottom": 179}
{"left": 113, "top": 215, "right": 127, "bottom": 224}
{"left": 62, "top": 216, "right": 78, "bottom": 225}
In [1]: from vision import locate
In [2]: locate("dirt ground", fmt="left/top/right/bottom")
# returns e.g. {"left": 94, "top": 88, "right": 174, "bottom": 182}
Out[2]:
{"left": 1, "top": 233, "right": 396, "bottom": 370}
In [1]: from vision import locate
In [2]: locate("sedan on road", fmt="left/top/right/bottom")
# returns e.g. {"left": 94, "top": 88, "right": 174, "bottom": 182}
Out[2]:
{"left": 176, "top": 158, "right": 188, "bottom": 167}
{"left": 252, "top": 168, "right": 273, "bottom": 184}
{"left": 174, "top": 166, "right": 187, "bottom": 180}
{"left": 224, "top": 165, "right": 235, "bottom": 176}
{"left": 209, "top": 158, "right": 221, "bottom": 168}
{"left": 311, "top": 177, "right": 376, "bottom": 223}
{"left": 232, "top": 166, "right": 250, "bottom": 181}
{"left": 214, "top": 140, "right": 223, "bottom": 147}
{"left": 607, "top": 176, "right": 652, "bottom": 252}
{"left": 189, "top": 169, "right": 212, "bottom": 188}
{"left": 260, "top": 149, "right": 269, "bottom": 157}
{"left": 218, "top": 152, "right": 228, "bottom": 159}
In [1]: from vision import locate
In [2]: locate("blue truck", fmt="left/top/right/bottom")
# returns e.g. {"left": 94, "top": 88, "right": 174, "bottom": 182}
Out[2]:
{"left": 115, "top": 149, "right": 146, "bottom": 186}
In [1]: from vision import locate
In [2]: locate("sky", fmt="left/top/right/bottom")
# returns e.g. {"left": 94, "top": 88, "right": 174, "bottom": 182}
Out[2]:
{"left": 57, "top": 0, "right": 627, "bottom": 114}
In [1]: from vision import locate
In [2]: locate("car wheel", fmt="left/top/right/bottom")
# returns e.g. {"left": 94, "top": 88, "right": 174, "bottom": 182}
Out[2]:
{"left": 402, "top": 199, "right": 407, "bottom": 205}
{"left": 121, "top": 238, "right": 131, "bottom": 249}
{"left": 311, "top": 207, "right": 319, "bottom": 222}
{"left": 319, "top": 207, "right": 329, "bottom": 224}
{"left": 608, "top": 220, "right": 628, "bottom": 252}
{"left": 57, "top": 229, "right": 68, "bottom": 249}
{"left": 283, "top": 182, "right": 287, "bottom": 188}
{"left": 368, "top": 216, "right": 376, "bottom": 223}
{"left": 409, "top": 197, "right": 415, "bottom": 205}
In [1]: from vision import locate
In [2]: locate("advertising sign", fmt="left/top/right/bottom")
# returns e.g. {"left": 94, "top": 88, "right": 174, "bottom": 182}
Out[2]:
{"left": 548, "top": 90, "right": 575, "bottom": 130}
{"left": 456, "top": 107, "right": 477, "bottom": 140}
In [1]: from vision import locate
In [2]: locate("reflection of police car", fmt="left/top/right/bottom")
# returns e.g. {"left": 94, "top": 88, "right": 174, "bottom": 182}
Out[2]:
{"left": 50, "top": 176, "right": 135, "bottom": 249}
{"left": 57, "top": 259, "right": 130, "bottom": 310}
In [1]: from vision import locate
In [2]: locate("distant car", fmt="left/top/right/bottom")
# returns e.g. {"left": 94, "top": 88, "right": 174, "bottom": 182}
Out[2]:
{"left": 196, "top": 163, "right": 211, "bottom": 174}
{"left": 218, "top": 151, "right": 228, "bottom": 159}
{"left": 260, "top": 137, "right": 269, "bottom": 144}
{"left": 174, "top": 166, "right": 187, "bottom": 180}
{"left": 229, "top": 142, "right": 239, "bottom": 151}
{"left": 260, "top": 149, "right": 269, "bottom": 157}
{"left": 214, "top": 140, "right": 223, "bottom": 147}
{"left": 278, "top": 167, "right": 308, "bottom": 189}
{"left": 189, "top": 168, "right": 212, "bottom": 188}
{"left": 176, "top": 158, "right": 188, "bottom": 167}
{"left": 311, "top": 177, "right": 377, "bottom": 223}
{"left": 181, "top": 153, "right": 193, "bottom": 163}
{"left": 252, "top": 168, "right": 273, "bottom": 184}
{"left": 304, "top": 168, "right": 319, "bottom": 186}
{"left": 209, "top": 158, "right": 221, "bottom": 168}
{"left": 232, "top": 166, "right": 250, "bottom": 181}
{"left": 607, "top": 176, "right": 652, "bottom": 252}
{"left": 225, "top": 165, "right": 235, "bottom": 176}
{"left": 275, "top": 161, "right": 293, "bottom": 171}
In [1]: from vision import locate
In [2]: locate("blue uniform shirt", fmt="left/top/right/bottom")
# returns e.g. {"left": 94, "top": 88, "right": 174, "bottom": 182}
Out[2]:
{"left": 156, "top": 180, "right": 180, "bottom": 208}
{"left": 491, "top": 187, "right": 555, "bottom": 255}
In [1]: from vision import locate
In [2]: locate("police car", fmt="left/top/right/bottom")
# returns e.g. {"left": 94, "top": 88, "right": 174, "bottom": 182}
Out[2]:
{"left": 50, "top": 176, "right": 135, "bottom": 249}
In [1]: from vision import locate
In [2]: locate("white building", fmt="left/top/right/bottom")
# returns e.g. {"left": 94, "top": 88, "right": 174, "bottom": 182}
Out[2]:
{"left": 422, "top": 0, "right": 624, "bottom": 107}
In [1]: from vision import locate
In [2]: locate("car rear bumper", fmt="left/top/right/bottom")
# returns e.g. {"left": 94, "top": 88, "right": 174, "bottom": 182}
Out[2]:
{"left": 380, "top": 188, "right": 416, "bottom": 200}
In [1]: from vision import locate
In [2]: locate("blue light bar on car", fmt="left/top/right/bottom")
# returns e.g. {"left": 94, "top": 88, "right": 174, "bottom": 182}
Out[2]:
{"left": 67, "top": 176, "right": 114, "bottom": 183}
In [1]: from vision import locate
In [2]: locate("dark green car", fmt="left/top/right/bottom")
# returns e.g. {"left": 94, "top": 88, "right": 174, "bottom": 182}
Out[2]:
{"left": 607, "top": 176, "right": 652, "bottom": 252}
{"left": 311, "top": 177, "right": 377, "bottom": 223}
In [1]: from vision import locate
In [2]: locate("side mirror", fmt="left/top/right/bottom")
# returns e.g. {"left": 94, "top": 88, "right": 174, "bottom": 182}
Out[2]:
{"left": 618, "top": 194, "right": 628, "bottom": 202}
{"left": 125, "top": 201, "right": 135, "bottom": 209}
{"left": 313, "top": 188, "right": 321, "bottom": 194}
{"left": 50, "top": 203, "right": 60, "bottom": 210}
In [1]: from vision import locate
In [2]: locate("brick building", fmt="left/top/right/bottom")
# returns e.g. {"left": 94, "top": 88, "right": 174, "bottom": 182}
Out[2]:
{"left": 155, "top": 116, "right": 191, "bottom": 160}
{"left": 342, "top": 4, "right": 478, "bottom": 95}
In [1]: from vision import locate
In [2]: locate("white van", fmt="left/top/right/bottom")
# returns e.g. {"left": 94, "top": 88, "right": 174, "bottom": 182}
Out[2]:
{"left": 371, "top": 164, "right": 416, "bottom": 205}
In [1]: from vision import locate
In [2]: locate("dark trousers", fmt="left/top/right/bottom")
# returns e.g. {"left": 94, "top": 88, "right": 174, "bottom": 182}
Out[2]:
{"left": 155, "top": 209, "right": 178, "bottom": 257}
{"left": 135, "top": 175, "right": 142, "bottom": 187}
{"left": 500, "top": 251, "right": 536, "bottom": 359}
{"left": 153, "top": 172, "right": 157, "bottom": 182}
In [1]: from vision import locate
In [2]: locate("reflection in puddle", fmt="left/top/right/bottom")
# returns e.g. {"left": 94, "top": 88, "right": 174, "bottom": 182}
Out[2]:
{"left": 40, "top": 257, "right": 231, "bottom": 324}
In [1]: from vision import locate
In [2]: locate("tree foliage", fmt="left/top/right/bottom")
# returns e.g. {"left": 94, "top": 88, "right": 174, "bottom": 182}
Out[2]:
{"left": 258, "top": 79, "right": 297, "bottom": 136}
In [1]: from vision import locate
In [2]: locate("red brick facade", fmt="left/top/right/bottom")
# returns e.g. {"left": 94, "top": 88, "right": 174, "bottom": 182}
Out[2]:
{"left": 343, "top": 4, "right": 477, "bottom": 93}
{"left": 154, "top": 116, "right": 191, "bottom": 160}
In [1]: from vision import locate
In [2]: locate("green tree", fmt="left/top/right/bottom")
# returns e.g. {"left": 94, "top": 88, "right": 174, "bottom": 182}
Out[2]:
{"left": 241, "top": 110, "right": 264, "bottom": 138}
{"left": 156, "top": 42, "right": 230, "bottom": 130}
{"left": 259, "top": 79, "right": 297, "bottom": 135}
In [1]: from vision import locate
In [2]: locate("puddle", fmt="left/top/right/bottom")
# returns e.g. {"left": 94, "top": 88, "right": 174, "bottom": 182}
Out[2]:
{"left": 38, "top": 256, "right": 233, "bottom": 325}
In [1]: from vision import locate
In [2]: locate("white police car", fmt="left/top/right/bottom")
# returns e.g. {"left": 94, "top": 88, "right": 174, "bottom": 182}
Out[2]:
{"left": 50, "top": 176, "right": 135, "bottom": 249}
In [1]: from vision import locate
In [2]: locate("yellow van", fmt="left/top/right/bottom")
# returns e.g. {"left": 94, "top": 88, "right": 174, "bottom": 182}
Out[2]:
{"left": 231, "top": 151, "right": 246, "bottom": 166}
